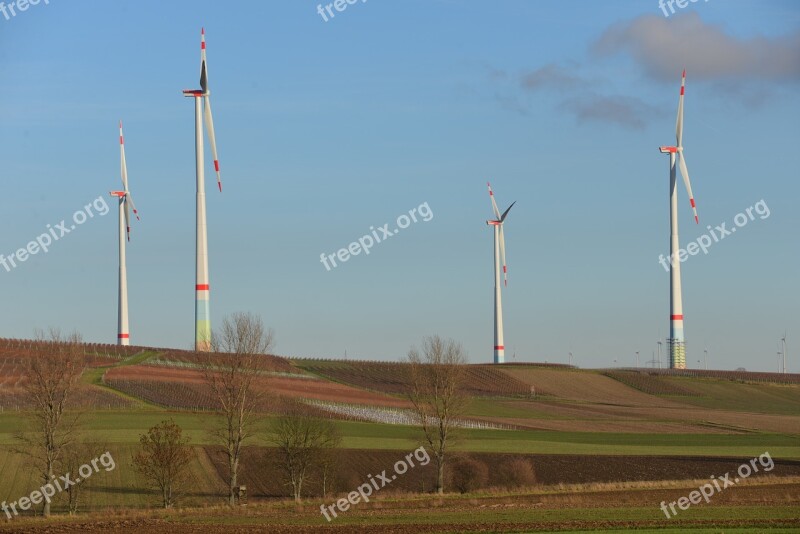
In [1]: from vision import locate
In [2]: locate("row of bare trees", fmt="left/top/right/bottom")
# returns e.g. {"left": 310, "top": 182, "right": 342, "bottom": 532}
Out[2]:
{"left": 14, "top": 314, "right": 472, "bottom": 514}
{"left": 200, "top": 312, "right": 342, "bottom": 505}
{"left": 134, "top": 312, "right": 342, "bottom": 507}
{"left": 194, "top": 313, "right": 469, "bottom": 500}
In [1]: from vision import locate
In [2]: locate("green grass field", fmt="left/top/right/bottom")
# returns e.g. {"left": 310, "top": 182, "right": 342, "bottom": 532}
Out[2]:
{"left": 2, "top": 411, "right": 797, "bottom": 457}
{"left": 660, "top": 377, "right": 800, "bottom": 415}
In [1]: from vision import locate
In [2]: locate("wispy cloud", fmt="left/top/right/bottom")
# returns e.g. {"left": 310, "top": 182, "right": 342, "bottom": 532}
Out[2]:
{"left": 493, "top": 62, "right": 658, "bottom": 130}
{"left": 592, "top": 12, "right": 800, "bottom": 83}
{"left": 520, "top": 63, "right": 583, "bottom": 92}
{"left": 560, "top": 93, "right": 660, "bottom": 130}
{"left": 486, "top": 12, "right": 799, "bottom": 126}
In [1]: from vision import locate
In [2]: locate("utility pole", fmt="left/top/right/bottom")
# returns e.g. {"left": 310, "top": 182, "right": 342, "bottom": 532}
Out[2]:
{"left": 635, "top": 351, "right": 640, "bottom": 368}
{"left": 657, "top": 340, "right": 663, "bottom": 369}
{"left": 704, "top": 348, "right": 708, "bottom": 370}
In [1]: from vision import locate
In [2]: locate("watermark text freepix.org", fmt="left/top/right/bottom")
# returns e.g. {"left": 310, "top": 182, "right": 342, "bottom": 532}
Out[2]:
{"left": 658, "top": 0, "right": 708, "bottom": 18}
{"left": 320, "top": 202, "right": 433, "bottom": 271}
{"left": 1, "top": 0, "right": 50, "bottom": 22}
{"left": 2, "top": 451, "right": 116, "bottom": 519}
{"left": 1, "top": 196, "right": 110, "bottom": 274}
{"left": 320, "top": 446, "right": 430, "bottom": 521}
{"left": 316, "top": 0, "right": 367, "bottom": 23}
{"left": 660, "top": 451, "right": 773, "bottom": 518}
{"left": 658, "top": 199, "right": 769, "bottom": 272}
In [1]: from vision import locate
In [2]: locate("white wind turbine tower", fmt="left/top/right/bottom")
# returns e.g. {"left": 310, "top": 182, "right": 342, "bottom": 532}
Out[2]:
{"left": 659, "top": 70, "right": 699, "bottom": 370}
{"left": 110, "top": 121, "right": 140, "bottom": 346}
{"left": 486, "top": 183, "right": 515, "bottom": 364}
{"left": 183, "top": 28, "right": 222, "bottom": 352}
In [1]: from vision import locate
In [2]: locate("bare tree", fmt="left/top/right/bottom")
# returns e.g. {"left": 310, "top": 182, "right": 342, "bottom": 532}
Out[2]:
{"left": 319, "top": 444, "right": 340, "bottom": 498}
{"left": 406, "top": 335, "right": 469, "bottom": 495}
{"left": 270, "top": 414, "right": 341, "bottom": 503}
{"left": 16, "top": 329, "right": 85, "bottom": 517}
{"left": 58, "top": 439, "right": 108, "bottom": 515}
{"left": 133, "top": 419, "right": 193, "bottom": 509}
{"left": 203, "top": 312, "right": 274, "bottom": 506}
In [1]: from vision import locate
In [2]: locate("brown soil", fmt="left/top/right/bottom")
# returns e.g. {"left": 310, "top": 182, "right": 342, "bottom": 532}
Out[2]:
{"left": 201, "top": 448, "right": 800, "bottom": 499}
{"left": 104, "top": 365, "right": 409, "bottom": 409}
{"left": 2, "top": 482, "right": 797, "bottom": 533}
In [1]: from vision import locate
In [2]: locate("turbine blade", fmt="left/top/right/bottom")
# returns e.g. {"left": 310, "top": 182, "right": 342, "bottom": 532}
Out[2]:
{"left": 499, "top": 226, "right": 508, "bottom": 286}
{"left": 204, "top": 95, "right": 221, "bottom": 191}
{"left": 200, "top": 28, "right": 208, "bottom": 93}
{"left": 678, "top": 152, "right": 698, "bottom": 224}
{"left": 487, "top": 182, "right": 500, "bottom": 219}
{"left": 119, "top": 121, "right": 129, "bottom": 191}
{"left": 501, "top": 201, "right": 516, "bottom": 222}
{"left": 124, "top": 195, "right": 131, "bottom": 241}
{"left": 119, "top": 121, "right": 132, "bottom": 240}
{"left": 200, "top": 60, "right": 208, "bottom": 95}
{"left": 676, "top": 69, "right": 685, "bottom": 147}
{"left": 127, "top": 192, "right": 140, "bottom": 222}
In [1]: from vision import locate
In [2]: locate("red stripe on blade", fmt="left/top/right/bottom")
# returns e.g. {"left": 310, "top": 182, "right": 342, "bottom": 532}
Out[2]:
{"left": 214, "top": 160, "right": 220, "bottom": 172}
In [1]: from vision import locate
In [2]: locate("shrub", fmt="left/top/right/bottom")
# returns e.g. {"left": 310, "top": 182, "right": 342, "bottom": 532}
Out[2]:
{"left": 448, "top": 456, "right": 489, "bottom": 494}
{"left": 496, "top": 457, "right": 536, "bottom": 488}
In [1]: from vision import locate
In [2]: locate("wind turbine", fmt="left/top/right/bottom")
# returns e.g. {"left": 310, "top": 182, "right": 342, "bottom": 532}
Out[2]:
{"left": 486, "top": 182, "right": 515, "bottom": 364}
{"left": 183, "top": 28, "right": 222, "bottom": 352}
{"left": 782, "top": 332, "right": 788, "bottom": 373}
{"left": 110, "top": 121, "right": 140, "bottom": 346}
{"left": 659, "top": 70, "right": 699, "bottom": 370}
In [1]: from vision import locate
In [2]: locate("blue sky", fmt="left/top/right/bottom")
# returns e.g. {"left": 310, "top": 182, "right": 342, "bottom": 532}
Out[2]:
{"left": 0, "top": 0, "right": 798, "bottom": 370}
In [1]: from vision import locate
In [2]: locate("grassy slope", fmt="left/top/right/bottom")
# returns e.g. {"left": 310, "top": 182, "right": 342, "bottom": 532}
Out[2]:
{"left": 659, "top": 377, "right": 800, "bottom": 415}
{"left": 0, "top": 444, "right": 224, "bottom": 512}
{"left": 2, "top": 412, "right": 798, "bottom": 458}
{"left": 80, "top": 350, "right": 163, "bottom": 409}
